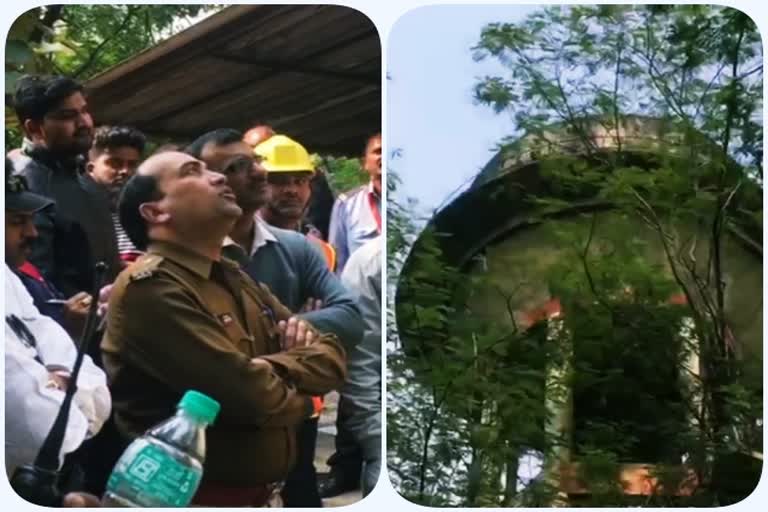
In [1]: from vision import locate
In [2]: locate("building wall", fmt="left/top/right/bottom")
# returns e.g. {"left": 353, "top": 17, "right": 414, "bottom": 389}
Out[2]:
{"left": 463, "top": 211, "right": 761, "bottom": 362}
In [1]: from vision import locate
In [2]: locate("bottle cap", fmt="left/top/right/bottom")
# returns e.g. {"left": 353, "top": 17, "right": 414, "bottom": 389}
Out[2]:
{"left": 179, "top": 390, "right": 220, "bottom": 424}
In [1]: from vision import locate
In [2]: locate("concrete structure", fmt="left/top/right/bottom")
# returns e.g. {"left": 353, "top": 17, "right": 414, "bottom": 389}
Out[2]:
{"left": 396, "top": 116, "right": 762, "bottom": 502}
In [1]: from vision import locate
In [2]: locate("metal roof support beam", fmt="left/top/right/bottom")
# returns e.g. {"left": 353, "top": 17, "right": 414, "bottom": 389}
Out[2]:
{"left": 210, "top": 53, "right": 379, "bottom": 85}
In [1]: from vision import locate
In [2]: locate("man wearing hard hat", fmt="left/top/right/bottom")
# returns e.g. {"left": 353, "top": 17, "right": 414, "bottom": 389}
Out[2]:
{"left": 185, "top": 129, "right": 363, "bottom": 507}
{"left": 253, "top": 134, "right": 346, "bottom": 506}
{"left": 255, "top": 135, "right": 337, "bottom": 271}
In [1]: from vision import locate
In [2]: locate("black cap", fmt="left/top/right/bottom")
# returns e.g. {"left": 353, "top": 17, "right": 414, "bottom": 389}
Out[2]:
{"left": 5, "top": 165, "right": 53, "bottom": 212}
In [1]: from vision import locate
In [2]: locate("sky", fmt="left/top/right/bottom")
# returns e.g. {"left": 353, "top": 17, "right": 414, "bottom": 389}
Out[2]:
{"left": 387, "top": 4, "right": 540, "bottom": 215}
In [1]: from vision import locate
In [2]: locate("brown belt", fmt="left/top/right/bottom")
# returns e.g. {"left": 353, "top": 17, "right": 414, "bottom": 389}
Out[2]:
{"left": 193, "top": 481, "right": 283, "bottom": 507}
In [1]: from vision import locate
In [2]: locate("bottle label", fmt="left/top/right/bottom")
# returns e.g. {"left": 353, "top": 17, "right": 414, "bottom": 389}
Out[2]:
{"left": 107, "top": 443, "right": 202, "bottom": 506}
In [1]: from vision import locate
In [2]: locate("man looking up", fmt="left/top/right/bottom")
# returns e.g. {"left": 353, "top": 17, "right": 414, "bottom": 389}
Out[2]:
{"left": 186, "top": 129, "right": 362, "bottom": 351}
{"left": 187, "top": 130, "right": 363, "bottom": 506}
{"left": 102, "top": 151, "right": 347, "bottom": 506}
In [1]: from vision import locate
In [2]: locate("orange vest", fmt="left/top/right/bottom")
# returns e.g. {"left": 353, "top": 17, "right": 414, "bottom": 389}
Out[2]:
{"left": 307, "top": 234, "right": 337, "bottom": 272}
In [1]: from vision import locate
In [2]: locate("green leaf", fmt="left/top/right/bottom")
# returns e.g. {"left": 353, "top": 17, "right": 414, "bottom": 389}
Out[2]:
{"left": 5, "top": 71, "right": 24, "bottom": 94}
{"left": 6, "top": 39, "right": 34, "bottom": 65}
{"left": 34, "top": 41, "right": 77, "bottom": 56}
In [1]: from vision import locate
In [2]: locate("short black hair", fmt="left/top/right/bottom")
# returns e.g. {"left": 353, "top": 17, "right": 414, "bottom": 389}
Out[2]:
{"left": 118, "top": 174, "right": 163, "bottom": 250}
{"left": 184, "top": 129, "right": 243, "bottom": 159}
{"left": 14, "top": 75, "right": 84, "bottom": 124}
{"left": 91, "top": 125, "right": 147, "bottom": 157}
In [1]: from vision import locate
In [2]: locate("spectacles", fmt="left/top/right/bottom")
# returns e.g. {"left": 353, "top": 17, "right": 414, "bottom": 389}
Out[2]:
{"left": 223, "top": 156, "right": 258, "bottom": 175}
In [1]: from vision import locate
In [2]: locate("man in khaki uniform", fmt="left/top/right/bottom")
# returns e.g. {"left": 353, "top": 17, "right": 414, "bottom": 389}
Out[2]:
{"left": 101, "top": 151, "right": 347, "bottom": 507}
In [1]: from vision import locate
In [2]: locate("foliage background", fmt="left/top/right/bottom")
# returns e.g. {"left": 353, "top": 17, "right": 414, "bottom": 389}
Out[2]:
{"left": 388, "top": 4, "right": 762, "bottom": 507}
{"left": 5, "top": 5, "right": 221, "bottom": 148}
{"left": 5, "top": 4, "right": 369, "bottom": 192}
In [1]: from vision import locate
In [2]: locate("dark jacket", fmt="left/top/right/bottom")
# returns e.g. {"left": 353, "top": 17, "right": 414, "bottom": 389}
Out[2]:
{"left": 20, "top": 145, "right": 120, "bottom": 296}
{"left": 14, "top": 261, "right": 66, "bottom": 326}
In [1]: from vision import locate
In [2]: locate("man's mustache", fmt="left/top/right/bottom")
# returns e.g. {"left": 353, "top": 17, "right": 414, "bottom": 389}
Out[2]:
{"left": 274, "top": 196, "right": 305, "bottom": 209}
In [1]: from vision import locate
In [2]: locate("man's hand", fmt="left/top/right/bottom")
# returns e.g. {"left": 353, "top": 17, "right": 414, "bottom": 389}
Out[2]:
{"left": 277, "top": 316, "right": 316, "bottom": 350}
{"left": 45, "top": 369, "right": 70, "bottom": 391}
{"left": 62, "top": 292, "right": 91, "bottom": 338}
{"left": 97, "top": 284, "right": 113, "bottom": 317}
{"left": 63, "top": 492, "right": 101, "bottom": 507}
{"left": 299, "top": 297, "right": 323, "bottom": 313}
{"left": 65, "top": 292, "right": 91, "bottom": 316}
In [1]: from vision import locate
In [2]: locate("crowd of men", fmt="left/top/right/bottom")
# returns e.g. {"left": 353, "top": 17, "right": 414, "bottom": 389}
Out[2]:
{"left": 4, "top": 73, "right": 382, "bottom": 507}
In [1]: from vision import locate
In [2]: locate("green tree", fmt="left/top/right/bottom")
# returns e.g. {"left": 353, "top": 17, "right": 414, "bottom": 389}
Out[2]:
{"left": 390, "top": 5, "right": 761, "bottom": 507}
{"left": 473, "top": 6, "right": 762, "bottom": 502}
{"left": 319, "top": 154, "right": 367, "bottom": 194}
{"left": 5, "top": 5, "right": 222, "bottom": 149}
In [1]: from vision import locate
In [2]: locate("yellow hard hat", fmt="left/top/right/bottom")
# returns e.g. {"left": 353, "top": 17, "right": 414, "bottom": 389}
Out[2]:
{"left": 254, "top": 134, "right": 315, "bottom": 173}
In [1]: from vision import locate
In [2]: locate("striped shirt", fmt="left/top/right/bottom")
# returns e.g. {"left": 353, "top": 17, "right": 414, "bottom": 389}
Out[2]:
{"left": 112, "top": 213, "right": 142, "bottom": 264}
{"left": 328, "top": 182, "right": 381, "bottom": 274}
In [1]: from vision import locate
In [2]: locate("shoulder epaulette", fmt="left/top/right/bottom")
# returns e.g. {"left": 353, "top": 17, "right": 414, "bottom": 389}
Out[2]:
{"left": 128, "top": 254, "right": 164, "bottom": 282}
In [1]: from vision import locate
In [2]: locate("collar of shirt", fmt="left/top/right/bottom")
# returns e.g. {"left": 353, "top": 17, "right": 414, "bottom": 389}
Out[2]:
{"left": 342, "top": 184, "right": 380, "bottom": 236}
{"left": 146, "top": 240, "right": 218, "bottom": 279}
{"left": 223, "top": 213, "right": 278, "bottom": 257}
{"left": 22, "top": 138, "right": 83, "bottom": 175}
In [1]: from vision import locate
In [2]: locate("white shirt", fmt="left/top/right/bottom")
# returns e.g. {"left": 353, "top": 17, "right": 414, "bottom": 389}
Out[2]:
{"left": 223, "top": 214, "right": 278, "bottom": 257}
{"left": 339, "top": 237, "right": 382, "bottom": 458}
{"left": 329, "top": 182, "right": 381, "bottom": 274}
{"left": 4, "top": 264, "right": 111, "bottom": 477}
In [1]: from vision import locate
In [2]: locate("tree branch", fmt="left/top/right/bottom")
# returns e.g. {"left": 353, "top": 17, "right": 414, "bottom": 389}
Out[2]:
{"left": 494, "top": 284, "right": 521, "bottom": 334}
{"left": 693, "top": 62, "right": 727, "bottom": 122}
{"left": 72, "top": 6, "right": 139, "bottom": 78}
{"left": 30, "top": 5, "right": 64, "bottom": 44}
{"left": 721, "top": 26, "right": 745, "bottom": 157}
{"left": 629, "top": 187, "right": 707, "bottom": 337}
{"left": 418, "top": 383, "right": 452, "bottom": 500}
{"left": 612, "top": 32, "right": 624, "bottom": 154}
{"left": 579, "top": 213, "right": 613, "bottom": 312}
{"left": 737, "top": 64, "right": 763, "bottom": 80}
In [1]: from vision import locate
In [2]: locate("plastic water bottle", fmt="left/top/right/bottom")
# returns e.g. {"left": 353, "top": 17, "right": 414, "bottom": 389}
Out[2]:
{"left": 101, "top": 390, "right": 220, "bottom": 507}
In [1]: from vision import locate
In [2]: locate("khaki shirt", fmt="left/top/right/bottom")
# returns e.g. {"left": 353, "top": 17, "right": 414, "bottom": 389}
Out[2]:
{"left": 101, "top": 241, "right": 346, "bottom": 486}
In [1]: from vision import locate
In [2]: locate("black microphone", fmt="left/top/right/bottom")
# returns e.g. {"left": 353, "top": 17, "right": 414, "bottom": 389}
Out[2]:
{"left": 10, "top": 262, "right": 109, "bottom": 506}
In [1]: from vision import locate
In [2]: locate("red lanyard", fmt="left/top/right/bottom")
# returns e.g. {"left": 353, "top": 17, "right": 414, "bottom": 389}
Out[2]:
{"left": 368, "top": 192, "right": 381, "bottom": 234}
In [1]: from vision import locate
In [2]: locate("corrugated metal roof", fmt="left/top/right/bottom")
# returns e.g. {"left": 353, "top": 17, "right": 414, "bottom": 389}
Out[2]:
{"left": 85, "top": 5, "right": 380, "bottom": 156}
